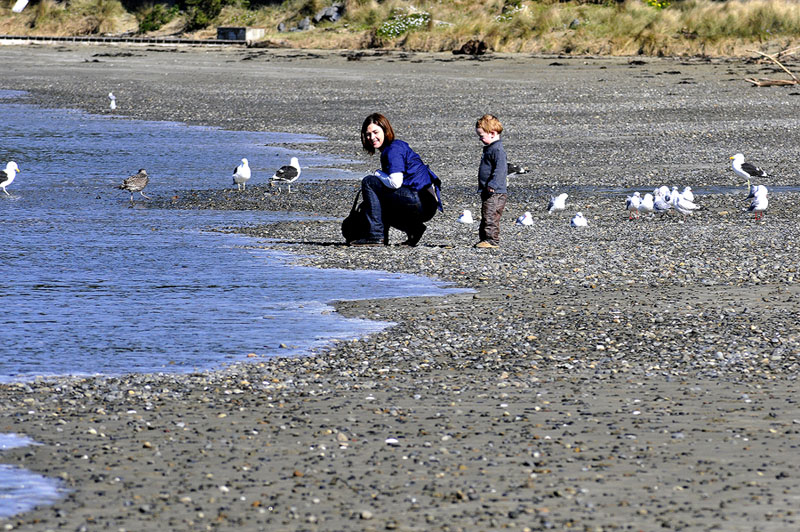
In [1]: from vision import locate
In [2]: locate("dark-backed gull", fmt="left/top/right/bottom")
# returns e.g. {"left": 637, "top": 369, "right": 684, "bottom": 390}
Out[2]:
{"left": 1, "top": 161, "right": 20, "bottom": 196}
{"left": 507, "top": 162, "right": 528, "bottom": 175}
{"left": 731, "top": 153, "right": 768, "bottom": 187}
{"left": 269, "top": 157, "right": 301, "bottom": 193}
{"left": 232, "top": 158, "right": 251, "bottom": 191}
{"left": 116, "top": 169, "right": 150, "bottom": 203}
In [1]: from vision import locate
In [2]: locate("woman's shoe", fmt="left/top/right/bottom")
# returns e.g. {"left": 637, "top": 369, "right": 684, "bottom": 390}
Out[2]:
{"left": 349, "top": 238, "right": 383, "bottom": 247}
{"left": 399, "top": 225, "right": 426, "bottom": 247}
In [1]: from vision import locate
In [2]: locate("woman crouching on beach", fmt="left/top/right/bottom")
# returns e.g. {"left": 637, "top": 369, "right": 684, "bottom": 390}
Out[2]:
{"left": 350, "top": 113, "right": 442, "bottom": 247}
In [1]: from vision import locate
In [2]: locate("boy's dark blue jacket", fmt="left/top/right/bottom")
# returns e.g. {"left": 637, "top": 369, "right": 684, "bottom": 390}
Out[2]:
{"left": 478, "top": 138, "right": 508, "bottom": 194}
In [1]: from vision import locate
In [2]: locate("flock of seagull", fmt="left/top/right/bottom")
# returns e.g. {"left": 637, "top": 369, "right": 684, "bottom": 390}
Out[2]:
{"left": 1, "top": 153, "right": 771, "bottom": 223}
{"left": 111, "top": 156, "right": 301, "bottom": 203}
{"left": 457, "top": 153, "right": 772, "bottom": 229}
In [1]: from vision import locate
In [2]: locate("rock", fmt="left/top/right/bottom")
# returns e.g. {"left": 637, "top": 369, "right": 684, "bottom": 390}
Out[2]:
{"left": 313, "top": 3, "right": 344, "bottom": 24}
{"left": 453, "top": 39, "right": 488, "bottom": 56}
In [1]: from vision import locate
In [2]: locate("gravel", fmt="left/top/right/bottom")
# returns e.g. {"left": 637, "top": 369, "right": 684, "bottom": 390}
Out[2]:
{"left": 1, "top": 44, "right": 800, "bottom": 532}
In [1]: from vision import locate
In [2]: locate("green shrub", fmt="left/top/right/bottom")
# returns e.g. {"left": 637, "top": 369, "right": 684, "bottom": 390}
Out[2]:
{"left": 185, "top": 0, "right": 228, "bottom": 30}
{"left": 137, "top": 3, "right": 180, "bottom": 33}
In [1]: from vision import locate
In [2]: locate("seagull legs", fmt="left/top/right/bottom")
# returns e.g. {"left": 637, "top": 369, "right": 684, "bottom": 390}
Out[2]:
{"left": 140, "top": 191, "right": 151, "bottom": 200}
{"left": 2, "top": 187, "right": 8, "bottom": 196}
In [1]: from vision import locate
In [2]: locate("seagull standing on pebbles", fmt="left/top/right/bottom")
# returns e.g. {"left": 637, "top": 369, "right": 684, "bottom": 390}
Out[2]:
{"left": 625, "top": 191, "right": 641, "bottom": 219}
{"left": 516, "top": 211, "right": 533, "bottom": 226}
{"left": 232, "top": 158, "right": 251, "bottom": 191}
{"left": 1, "top": 161, "right": 20, "bottom": 196}
{"left": 116, "top": 168, "right": 150, "bottom": 203}
{"left": 638, "top": 193, "right": 654, "bottom": 216}
{"left": 670, "top": 186, "right": 699, "bottom": 219}
{"left": 731, "top": 153, "right": 768, "bottom": 188}
{"left": 458, "top": 209, "right": 474, "bottom": 224}
{"left": 747, "top": 185, "right": 768, "bottom": 221}
{"left": 547, "top": 193, "right": 568, "bottom": 214}
{"left": 108, "top": 92, "right": 116, "bottom": 111}
{"left": 653, "top": 191, "right": 672, "bottom": 217}
{"left": 570, "top": 212, "right": 588, "bottom": 227}
{"left": 270, "top": 156, "right": 301, "bottom": 193}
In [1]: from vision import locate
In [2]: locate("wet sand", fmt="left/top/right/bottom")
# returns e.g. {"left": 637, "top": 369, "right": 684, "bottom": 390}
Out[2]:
{"left": 1, "top": 44, "right": 800, "bottom": 531}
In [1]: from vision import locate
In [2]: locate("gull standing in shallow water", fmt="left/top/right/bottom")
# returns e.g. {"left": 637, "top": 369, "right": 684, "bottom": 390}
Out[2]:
{"left": 116, "top": 168, "right": 150, "bottom": 203}
{"left": 547, "top": 193, "right": 568, "bottom": 214}
{"left": 1, "top": 161, "right": 20, "bottom": 196}
{"left": 270, "top": 157, "right": 301, "bottom": 193}
{"left": 232, "top": 158, "right": 251, "bottom": 191}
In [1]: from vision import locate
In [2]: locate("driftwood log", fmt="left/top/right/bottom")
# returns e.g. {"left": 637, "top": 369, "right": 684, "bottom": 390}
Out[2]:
{"left": 745, "top": 47, "right": 800, "bottom": 87}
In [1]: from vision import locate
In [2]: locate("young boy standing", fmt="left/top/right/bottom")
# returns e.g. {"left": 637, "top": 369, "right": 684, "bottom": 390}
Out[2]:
{"left": 475, "top": 114, "right": 508, "bottom": 249}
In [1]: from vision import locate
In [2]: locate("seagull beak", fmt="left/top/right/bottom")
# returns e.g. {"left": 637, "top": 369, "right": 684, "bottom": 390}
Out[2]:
{"left": 729, "top": 156, "right": 734, "bottom": 160}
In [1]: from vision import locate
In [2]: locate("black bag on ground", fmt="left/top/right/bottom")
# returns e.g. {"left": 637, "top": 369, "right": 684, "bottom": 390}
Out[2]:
{"left": 342, "top": 189, "right": 370, "bottom": 244}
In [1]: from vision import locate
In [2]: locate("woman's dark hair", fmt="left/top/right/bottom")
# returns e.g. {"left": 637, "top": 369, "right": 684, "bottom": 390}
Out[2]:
{"left": 361, "top": 113, "right": 395, "bottom": 154}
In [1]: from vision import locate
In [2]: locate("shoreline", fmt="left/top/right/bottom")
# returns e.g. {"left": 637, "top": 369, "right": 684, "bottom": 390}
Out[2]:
{"left": 1, "top": 44, "right": 800, "bottom": 531}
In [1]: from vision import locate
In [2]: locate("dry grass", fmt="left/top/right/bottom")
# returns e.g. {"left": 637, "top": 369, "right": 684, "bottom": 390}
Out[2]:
{"left": 3, "top": 0, "right": 800, "bottom": 56}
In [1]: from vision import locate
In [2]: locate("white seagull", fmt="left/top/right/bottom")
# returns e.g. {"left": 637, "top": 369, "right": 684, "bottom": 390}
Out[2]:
{"left": 747, "top": 186, "right": 768, "bottom": 221}
{"left": 638, "top": 193, "right": 654, "bottom": 215}
{"left": 547, "top": 193, "right": 568, "bottom": 214}
{"left": 731, "top": 153, "right": 768, "bottom": 188}
{"left": 270, "top": 156, "right": 301, "bottom": 193}
{"left": 653, "top": 192, "right": 672, "bottom": 217}
{"left": 232, "top": 158, "right": 251, "bottom": 191}
{"left": 681, "top": 186, "right": 694, "bottom": 202}
{"left": 654, "top": 185, "right": 671, "bottom": 199}
{"left": 108, "top": 92, "right": 116, "bottom": 111}
{"left": 516, "top": 211, "right": 533, "bottom": 226}
{"left": 570, "top": 212, "right": 588, "bottom": 227}
{"left": 1, "top": 161, "right": 20, "bottom": 195}
{"left": 625, "top": 191, "right": 641, "bottom": 219}
{"left": 458, "top": 209, "right": 474, "bottom": 224}
{"left": 747, "top": 184, "right": 768, "bottom": 199}
{"left": 670, "top": 186, "right": 700, "bottom": 218}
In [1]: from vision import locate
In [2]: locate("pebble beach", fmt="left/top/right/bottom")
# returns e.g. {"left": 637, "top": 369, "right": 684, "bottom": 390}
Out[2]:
{"left": 2, "top": 45, "right": 800, "bottom": 531}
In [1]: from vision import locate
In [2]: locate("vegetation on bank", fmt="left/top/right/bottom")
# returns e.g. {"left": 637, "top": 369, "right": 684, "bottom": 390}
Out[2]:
{"left": 2, "top": 0, "right": 800, "bottom": 56}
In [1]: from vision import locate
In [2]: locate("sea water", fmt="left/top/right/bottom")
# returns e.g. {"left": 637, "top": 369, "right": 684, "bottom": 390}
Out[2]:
{"left": 0, "top": 91, "right": 464, "bottom": 517}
